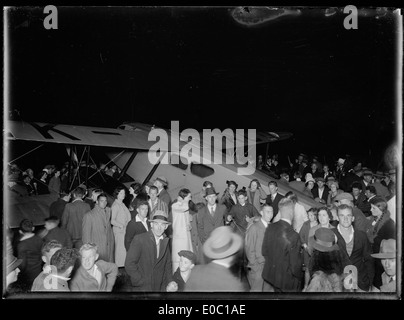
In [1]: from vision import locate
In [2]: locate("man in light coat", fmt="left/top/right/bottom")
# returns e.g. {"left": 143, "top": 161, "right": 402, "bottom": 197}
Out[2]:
{"left": 82, "top": 193, "right": 115, "bottom": 262}
{"left": 245, "top": 204, "right": 273, "bottom": 291}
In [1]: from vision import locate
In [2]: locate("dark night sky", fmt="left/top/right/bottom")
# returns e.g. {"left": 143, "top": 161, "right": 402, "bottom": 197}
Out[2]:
{"left": 6, "top": 6, "right": 399, "bottom": 170}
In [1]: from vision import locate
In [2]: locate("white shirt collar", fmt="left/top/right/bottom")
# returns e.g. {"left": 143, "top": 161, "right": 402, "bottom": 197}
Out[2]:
{"left": 136, "top": 214, "right": 149, "bottom": 231}
{"left": 154, "top": 235, "right": 164, "bottom": 244}
{"left": 261, "top": 218, "right": 268, "bottom": 228}
{"left": 88, "top": 264, "right": 102, "bottom": 286}
{"left": 337, "top": 224, "right": 354, "bottom": 242}
{"left": 20, "top": 233, "right": 35, "bottom": 241}
{"left": 136, "top": 214, "right": 147, "bottom": 223}
{"left": 280, "top": 218, "right": 292, "bottom": 225}
{"left": 212, "top": 259, "right": 231, "bottom": 268}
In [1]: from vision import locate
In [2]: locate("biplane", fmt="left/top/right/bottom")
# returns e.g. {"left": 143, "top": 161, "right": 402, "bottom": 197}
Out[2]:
{"left": 5, "top": 120, "right": 318, "bottom": 229}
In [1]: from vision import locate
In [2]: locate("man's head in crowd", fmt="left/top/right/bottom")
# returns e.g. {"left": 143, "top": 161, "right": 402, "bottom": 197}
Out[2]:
{"left": 351, "top": 182, "right": 362, "bottom": 198}
{"left": 41, "top": 240, "right": 63, "bottom": 265}
{"left": 51, "top": 248, "right": 79, "bottom": 278}
{"left": 268, "top": 181, "right": 278, "bottom": 195}
{"left": 337, "top": 204, "right": 354, "bottom": 229}
{"left": 149, "top": 186, "right": 159, "bottom": 202}
{"left": 260, "top": 204, "right": 274, "bottom": 223}
{"left": 136, "top": 200, "right": 149, "bottom": 219}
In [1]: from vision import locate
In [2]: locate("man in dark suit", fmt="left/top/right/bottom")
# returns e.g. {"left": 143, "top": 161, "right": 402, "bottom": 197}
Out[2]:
{"left": 196, "top": 187, "right": 227, "bottom": 245}
{"left": 154, "top": 176, "right": 173, "bottom": 237}
{"left": 125, "top": 210, "right": 172, "bottom": 291}
{"left": 184, "top": 226, "right": 244, "bottom": 292}
{"left": 262, "top": 198, "right": 303, "bottom": 292}
{"left": 61, "top": 186, "right": 91, "bottom": 249}
{"left": 360, "top": 170, "right": 373, "bottom": 193}
{"left": 49, "top": 192, "right": 71, "bottom": 221}
{"left": 332, "top": 204, "right": 375, "bottom": 291}
{"left": 125, "top": 200, "right": 151, "bottom": 251}
{"left": 311, "top": 177, "right": 329, "bottom": 205}
{"left": 154, "top": 176, "right": 172, "bottom": 207}
{"left": 265, "top": 181, "right": 284, "bottom": 222}
{"left": 351, "top": 182, "right": 371, "bottom": 216}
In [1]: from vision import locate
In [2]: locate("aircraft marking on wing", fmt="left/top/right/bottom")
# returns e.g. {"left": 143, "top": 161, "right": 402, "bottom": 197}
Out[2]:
{"left": 29, "top": 122, "right": 81, "bottom": 140}
{"left": 6, "top": 121, "right": 170, "bottom": 151}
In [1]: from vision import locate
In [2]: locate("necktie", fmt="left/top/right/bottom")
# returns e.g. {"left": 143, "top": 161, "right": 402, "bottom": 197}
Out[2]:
{"left": 389, "top": 277, "right": 394, "bottom": 283}
{"left": 210, "top": 206, "right": 214, "bottom": 216}
{"left": 156, "top": 239, "right": 160, "bottom": 258}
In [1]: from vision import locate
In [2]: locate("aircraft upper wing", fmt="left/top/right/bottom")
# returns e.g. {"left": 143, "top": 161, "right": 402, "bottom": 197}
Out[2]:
{"left": 5, "top": 121, "right": 170, "bottom": 150}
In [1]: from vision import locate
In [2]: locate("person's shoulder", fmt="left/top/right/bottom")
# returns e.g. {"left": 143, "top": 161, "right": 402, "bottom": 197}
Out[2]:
{"left": 96, "top": 259, "right": 117, "bottom": 269}
{"left": 353, "top": 228, "right": 368, "bottom": 239}
{"left": 135, "top": 230, "right": 151, "bottom": 241}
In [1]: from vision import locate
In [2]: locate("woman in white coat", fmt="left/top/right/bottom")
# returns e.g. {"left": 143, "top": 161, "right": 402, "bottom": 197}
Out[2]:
{"left": 111, "top": 186, "right": 131, "bottom": 267}
{"left": 171, "top": 189, "right": 194, "bottom": 273}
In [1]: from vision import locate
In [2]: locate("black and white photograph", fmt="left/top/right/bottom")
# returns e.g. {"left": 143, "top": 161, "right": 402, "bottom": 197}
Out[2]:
{"left": 3, "top": 6, "right": 402, "bottom": 305}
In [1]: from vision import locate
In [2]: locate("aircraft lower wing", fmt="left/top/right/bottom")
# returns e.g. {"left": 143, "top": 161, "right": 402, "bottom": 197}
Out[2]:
{"left": 5, "top": 121, "right": 169, "bottom": 150}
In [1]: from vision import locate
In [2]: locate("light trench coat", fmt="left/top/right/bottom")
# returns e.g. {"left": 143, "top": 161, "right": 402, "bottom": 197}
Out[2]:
{"left": 171, "top": 200, "right": 193, "bottom": 272}
{"left": 111, "top": 200, "right": 131, "bottom": 267}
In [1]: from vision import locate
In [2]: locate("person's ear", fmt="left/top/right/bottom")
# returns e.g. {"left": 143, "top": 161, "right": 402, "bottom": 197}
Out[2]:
{"left": 190, "top": 263, "right": 195, "bottom": 270}
{"left": 351, "top": 216, "right": 355, "bottom": 222}
{"left": 65, "top": 266, "right": 74, "bottom": 277}
{"left": 95, "top": 253, "right": 99, "bottom": 261}
{"left": 163, "top": 224, "right": 168, "bottom": 230}
{"left": 42, "top": 256, "right": 47, "bottom": 264}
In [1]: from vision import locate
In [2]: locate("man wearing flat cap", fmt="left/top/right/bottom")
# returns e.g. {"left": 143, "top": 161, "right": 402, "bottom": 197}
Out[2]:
{"left": 125, "top": 210, "right": 172, "bottom": 291}
{"left": 184, "top": 226, "right": 244, "bottom": 292}
{"left": 166, "top": 250, "right": 196, "bottom": 292}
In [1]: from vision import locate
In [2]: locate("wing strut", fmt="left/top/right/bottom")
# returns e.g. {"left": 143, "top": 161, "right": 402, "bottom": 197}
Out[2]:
{"left": 141, "top": 151, "right": 167, "bottom": 188}
{"left": 117, "top": 151, "right": 138, "bottom": 182}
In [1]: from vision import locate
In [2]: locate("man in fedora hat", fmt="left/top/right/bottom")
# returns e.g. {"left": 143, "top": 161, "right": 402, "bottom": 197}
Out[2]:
{"left": 361, "top": 169, "right": 373, "bottom": 192}
{"left": 153, "top": 176, "right": 172, "bottom": 208}
{"left": 382, "top": 169, "right": 396, "bottom": 198}
{"left": 154, "top": 176, "right": 173, "bottom": 238}
{"left": 125, "top": 209, "right": 172, "bottom": 291}
{"left": 196, "top": 187, "right": 227, "bottom": 245}
{"left": 262, "top": 198, "right": 303, "bottom": 292}
{"left": 184, "top": 226, "right": 244, "bottom": 292}
{"left": 371, "top": 239, "right": 396, "bottom": 292}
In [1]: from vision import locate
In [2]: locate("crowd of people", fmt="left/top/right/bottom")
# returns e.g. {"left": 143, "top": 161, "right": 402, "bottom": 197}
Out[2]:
{"left": 5, "top": 152, "right": 398, "bottom": 295}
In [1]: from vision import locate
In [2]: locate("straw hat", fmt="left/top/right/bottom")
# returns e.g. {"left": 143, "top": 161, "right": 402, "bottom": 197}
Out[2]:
{"left": 203, "top": 226, "right": 242, "bottom": 260}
